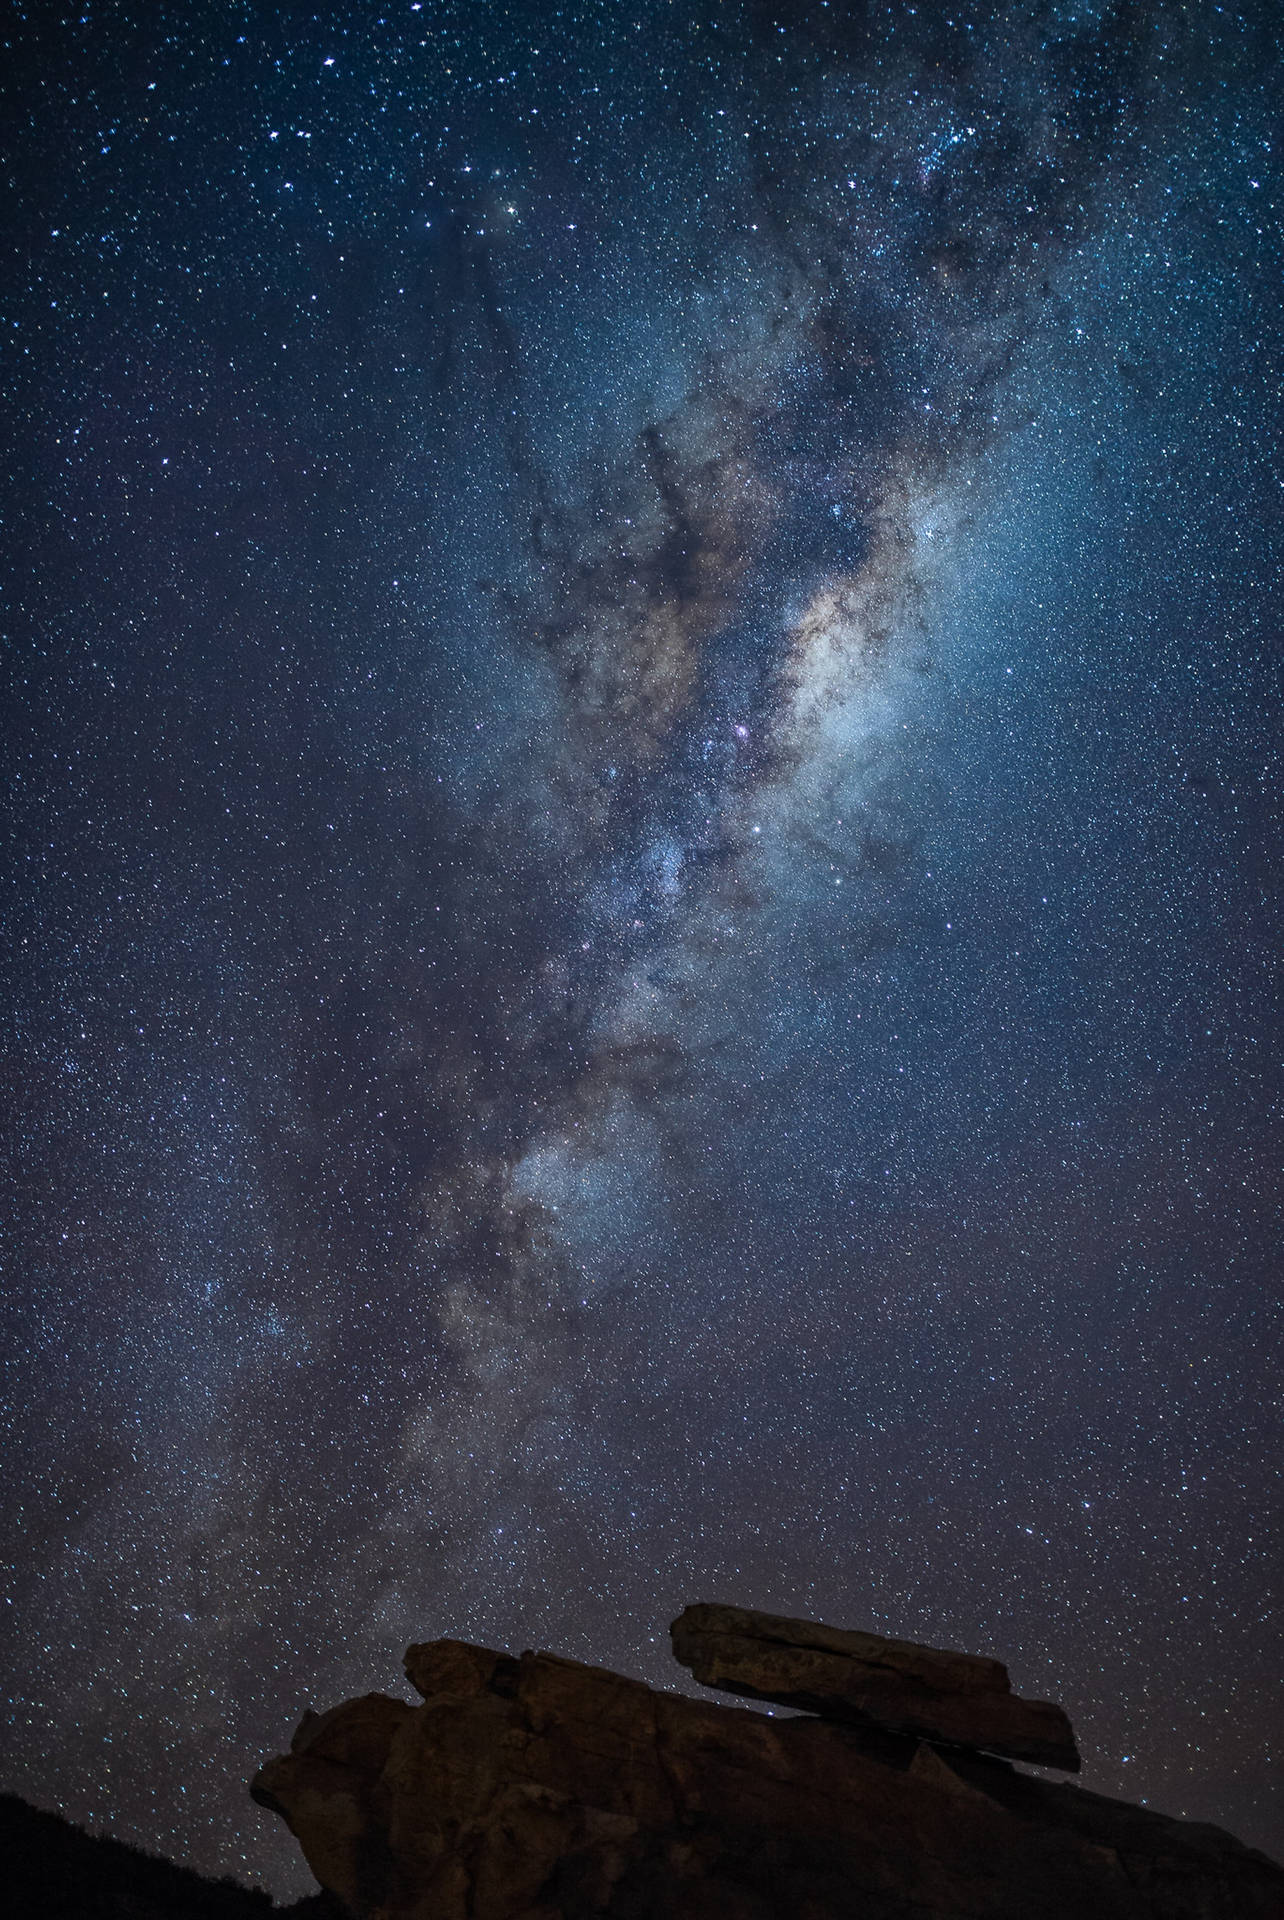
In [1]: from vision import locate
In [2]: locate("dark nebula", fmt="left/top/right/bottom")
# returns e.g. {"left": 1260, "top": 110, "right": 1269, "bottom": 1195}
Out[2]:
{"left": 1, "top": 0, "right": 1280, "bottom": 1895}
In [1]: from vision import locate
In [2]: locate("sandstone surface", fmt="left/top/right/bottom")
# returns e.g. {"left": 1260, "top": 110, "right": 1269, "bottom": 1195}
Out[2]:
{"left": 251, "top": 1627, "right": 1284, "bottom": 1920}
{"left": 671, "top": 1602, "right": 1080, "bottom": 1770}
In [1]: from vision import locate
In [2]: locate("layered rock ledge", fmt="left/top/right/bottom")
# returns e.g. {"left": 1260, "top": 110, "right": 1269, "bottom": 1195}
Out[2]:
{"left": 670, "top": 1602, "right": 1080, "bottom": 1771}
{"left": 251, "top": 1620, "right": 1284, "bottom": 1920}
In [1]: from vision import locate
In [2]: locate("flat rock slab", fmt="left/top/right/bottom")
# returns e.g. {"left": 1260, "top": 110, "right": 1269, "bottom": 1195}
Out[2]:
{"left": 671, "top": 1602, "right": 1081, "bottom": 1771}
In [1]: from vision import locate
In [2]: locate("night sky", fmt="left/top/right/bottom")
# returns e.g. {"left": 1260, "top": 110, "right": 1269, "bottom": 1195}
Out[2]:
{"left": 2, "top": 0, "right": 1281, "bottom": 1898}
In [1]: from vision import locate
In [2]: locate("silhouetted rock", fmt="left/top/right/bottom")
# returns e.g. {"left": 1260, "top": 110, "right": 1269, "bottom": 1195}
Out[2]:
{"left": 250, "top": 1626, "right": 1284, "bottom": 1919}
{"left": 671, "top": 1602, "right": 1080, "bottom": 1770}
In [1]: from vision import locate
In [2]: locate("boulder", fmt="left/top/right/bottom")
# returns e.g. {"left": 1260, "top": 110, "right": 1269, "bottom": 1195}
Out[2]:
{"left": 250, "top": 1633, "right": 1284, "bottom": 1920}
{"left": 671, "top": 1603, "right": 1080, "bottom": 1770}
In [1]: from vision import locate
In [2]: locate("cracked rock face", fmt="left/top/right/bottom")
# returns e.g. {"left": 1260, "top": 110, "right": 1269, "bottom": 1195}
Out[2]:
{"left": 251, "top": 1625, "right": 1284, "bottom": 1920}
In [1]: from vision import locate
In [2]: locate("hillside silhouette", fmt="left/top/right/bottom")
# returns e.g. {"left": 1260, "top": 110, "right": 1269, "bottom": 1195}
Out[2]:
{"left": 0, "top": 1794, "right": 344, "bottom": 1920}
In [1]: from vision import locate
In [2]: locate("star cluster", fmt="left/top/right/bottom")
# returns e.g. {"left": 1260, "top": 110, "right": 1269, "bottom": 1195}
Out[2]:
{"left": 1, "top": 0, "right": 1280, "bottom": 1896}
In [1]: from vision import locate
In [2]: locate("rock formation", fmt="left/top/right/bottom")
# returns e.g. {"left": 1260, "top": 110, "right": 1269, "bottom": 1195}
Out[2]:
{"left": 251, "top": 1612, "right": 1284, "bottom": 1920}
{"left": 670, "top": 1603, "right": 1080, "bottom": 1770}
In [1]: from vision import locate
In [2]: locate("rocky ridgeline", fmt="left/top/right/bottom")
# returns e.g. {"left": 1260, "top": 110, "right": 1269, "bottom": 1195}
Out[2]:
{"left": 251, "top": 1603, "right": 1284, "bottom": 1919}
